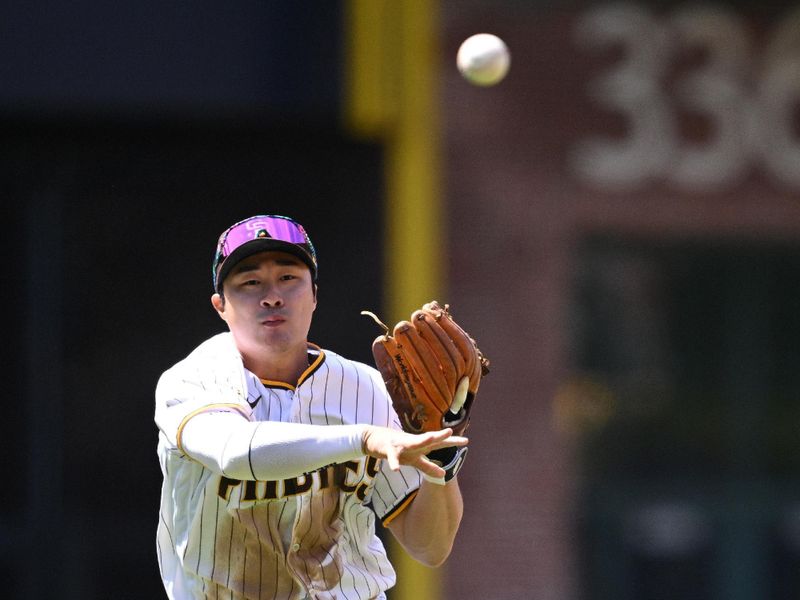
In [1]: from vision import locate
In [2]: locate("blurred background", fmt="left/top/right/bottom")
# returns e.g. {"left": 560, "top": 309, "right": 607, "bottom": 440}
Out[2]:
{"left": 3, "top": 0, "right": 800, "bottom": 598}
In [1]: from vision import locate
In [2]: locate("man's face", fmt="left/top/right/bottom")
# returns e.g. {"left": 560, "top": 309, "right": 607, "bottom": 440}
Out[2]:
{"left": 212, "top": 250, "right": 317, "bottom": 362}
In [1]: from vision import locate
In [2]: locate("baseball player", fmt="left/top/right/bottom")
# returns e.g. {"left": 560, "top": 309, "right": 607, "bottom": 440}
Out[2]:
{"left": 155, "top": 215, "right": 468, "bottom": 600}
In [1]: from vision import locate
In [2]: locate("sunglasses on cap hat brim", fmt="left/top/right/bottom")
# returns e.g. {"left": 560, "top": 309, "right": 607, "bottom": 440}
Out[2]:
{"left": 212, "top": 215, "right": 317, "bottom": 291}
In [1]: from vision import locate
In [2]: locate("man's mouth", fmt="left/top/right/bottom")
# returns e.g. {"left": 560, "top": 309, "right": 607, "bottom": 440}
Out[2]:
{"left": 262, "top": 315, "right": 286, "bottom": 326}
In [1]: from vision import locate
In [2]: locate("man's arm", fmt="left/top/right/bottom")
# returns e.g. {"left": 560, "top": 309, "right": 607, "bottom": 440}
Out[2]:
{"left": 180, "top": 411, "right": 367, "bottom": 480}
{"left": 180, "top": 414, "right": 466, "bottom": 483}
{"left": 384, "top": 478, "right": 464, "bottom": 567}
{"left": 359, "top": 425, "right": 467, "bottom": 567}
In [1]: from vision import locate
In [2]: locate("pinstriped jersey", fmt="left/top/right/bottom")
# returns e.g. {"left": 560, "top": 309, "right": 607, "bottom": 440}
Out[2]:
{"left": 155, "top": 333, "right": 422, "bottom": 600}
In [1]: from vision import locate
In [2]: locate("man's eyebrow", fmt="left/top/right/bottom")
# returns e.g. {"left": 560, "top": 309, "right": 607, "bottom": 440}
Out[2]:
{"left": 232, "top": 263, "right": 259, "bottom": 275}
{"left": 274, "top": 257, "right": 303, "bottom": 266}
{"left": 231, "top": 257, "right": 303, "bottom": 275}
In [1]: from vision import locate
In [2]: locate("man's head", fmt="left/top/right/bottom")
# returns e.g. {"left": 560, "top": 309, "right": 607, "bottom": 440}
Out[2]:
{"left": 212, "top": 215, "right": 317, "bottom": 293}
{"left": 210, "top": 215, "right": 318, "bottom": 378}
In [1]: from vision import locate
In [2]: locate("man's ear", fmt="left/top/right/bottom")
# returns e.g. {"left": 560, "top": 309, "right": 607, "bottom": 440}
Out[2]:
{"left": 211, "top": 293, "right": 227, "bottom": 320}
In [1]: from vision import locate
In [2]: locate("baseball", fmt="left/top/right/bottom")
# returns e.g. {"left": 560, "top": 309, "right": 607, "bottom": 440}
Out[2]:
{"left": 456, "top": 33, "right": 510, "bottom": 87}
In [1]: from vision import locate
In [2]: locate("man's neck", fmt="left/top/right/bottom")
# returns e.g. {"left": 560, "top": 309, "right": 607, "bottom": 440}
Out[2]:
{"left": 241, "top": 343, "right": 310, "bottom": 385}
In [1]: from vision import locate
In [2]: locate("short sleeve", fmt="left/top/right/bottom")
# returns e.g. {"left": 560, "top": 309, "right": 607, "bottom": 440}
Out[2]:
{"left": 154, "top": 365, "right": 251, "bottom": 453}
{"left": 369, "top": 461, "right": 423, "bottom": 525}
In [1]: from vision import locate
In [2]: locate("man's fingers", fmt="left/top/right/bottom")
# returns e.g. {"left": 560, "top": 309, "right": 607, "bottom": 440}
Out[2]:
{"left": 387, "top": 453, "right": 401, "bottom": 471}
{"left": 427, "top": 437, "right": 468, "bottom": 455}
{"left": 412, "top": 430, "right": 469, "bottom": 455}
{"left": 424, "top": 428, "right": 454, "bottom": 443}
{"left": 441, "top": 435, "right": 469, "bottom": 447}
{"left": 426, "top": 432, "right": 468, "bottom": 449}
{"left": 362, "top": 426, "right": 469, "bottom": 471}
{"left": 420, "top": 428, "right": 467, "bottom": 447}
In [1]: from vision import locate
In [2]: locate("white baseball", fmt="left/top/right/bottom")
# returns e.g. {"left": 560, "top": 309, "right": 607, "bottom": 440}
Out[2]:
{"left": 456, "top": 33, "right": 511, "bottom": 87}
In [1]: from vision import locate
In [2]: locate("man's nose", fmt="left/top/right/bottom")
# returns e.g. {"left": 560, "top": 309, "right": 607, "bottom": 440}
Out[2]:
{"left": 260, "top": 286, "right": 284, "bottom": 308}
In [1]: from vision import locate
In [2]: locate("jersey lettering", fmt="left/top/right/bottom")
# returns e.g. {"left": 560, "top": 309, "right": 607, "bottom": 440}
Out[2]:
{"left": 284, "top": 473, "right": 313, "bottom": 496}
{"left": 333, "top": 460, "right": 360, "bottom": 493}
{"left": 243, "top": 479, "right": 279, "bottom": 501}
{"left": 366, "top": 455, "right": 380, "bottom": 478}
{"left": 217, "top": 456, "right": 381, "bottom": 503}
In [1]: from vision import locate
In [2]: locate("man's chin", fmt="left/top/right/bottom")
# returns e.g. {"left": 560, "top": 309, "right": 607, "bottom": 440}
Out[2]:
{"left": 257, "top": 328, "right": 305, "bottom": 353}
{"left": 258, "top": 329, "right": 291, "bottom": 346}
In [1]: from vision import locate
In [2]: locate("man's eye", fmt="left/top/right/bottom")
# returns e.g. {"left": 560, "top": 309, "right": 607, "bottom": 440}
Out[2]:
{"left": 280, "top": 274, "right": 297, "bottom": 281}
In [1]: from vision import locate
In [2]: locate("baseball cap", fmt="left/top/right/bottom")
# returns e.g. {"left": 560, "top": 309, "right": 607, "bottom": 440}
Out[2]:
{"left": 212, "top": 215, "right": 317, "bottom": 291}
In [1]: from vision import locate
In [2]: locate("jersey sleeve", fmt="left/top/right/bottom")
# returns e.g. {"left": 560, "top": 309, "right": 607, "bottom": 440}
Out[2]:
{"left": 370, "top": 462, "right": 423, "bottom": 525}
{"left": 154, "top": 361, "right": 252, "bottom": 453}
{"left": 356, "top": 361, "right": 425, "bottom": 523}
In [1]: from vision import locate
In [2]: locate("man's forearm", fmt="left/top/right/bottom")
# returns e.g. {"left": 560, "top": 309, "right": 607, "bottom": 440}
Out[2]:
{"left": 388, "top": 478, "right": 464, "bottom": 567}
{"left": 181, "top": 411, "right": 367, "bottom": 480}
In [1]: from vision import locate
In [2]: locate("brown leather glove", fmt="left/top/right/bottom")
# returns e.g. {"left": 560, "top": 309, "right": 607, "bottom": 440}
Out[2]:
{"left": 363, "top": 301, "right": 490, "bottom": 436}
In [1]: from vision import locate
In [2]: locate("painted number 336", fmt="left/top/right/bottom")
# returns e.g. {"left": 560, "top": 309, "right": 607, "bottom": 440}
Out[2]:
{"left": 571, "top": 3, "right": 800, "bottom": 192}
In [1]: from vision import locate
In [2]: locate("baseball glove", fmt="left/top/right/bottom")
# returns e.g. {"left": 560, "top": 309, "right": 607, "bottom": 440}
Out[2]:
{"left": 362, "top": 301, "right": 490, "bottom": 437}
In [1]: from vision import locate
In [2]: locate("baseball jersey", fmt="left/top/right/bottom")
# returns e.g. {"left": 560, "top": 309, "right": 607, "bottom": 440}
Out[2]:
{"left": 155, "top": 332, "right": 423, "bottom": 600}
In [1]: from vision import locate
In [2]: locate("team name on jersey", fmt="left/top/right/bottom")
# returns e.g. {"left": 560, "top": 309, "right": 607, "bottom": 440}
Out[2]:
{"left": 218, "top": 455, "right": 381, "bottom": 504}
